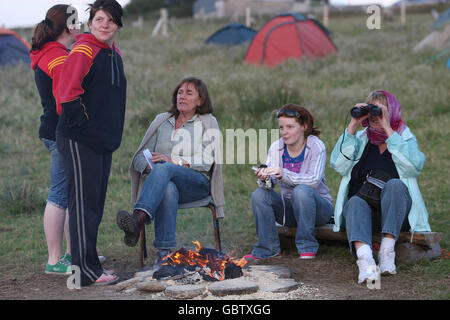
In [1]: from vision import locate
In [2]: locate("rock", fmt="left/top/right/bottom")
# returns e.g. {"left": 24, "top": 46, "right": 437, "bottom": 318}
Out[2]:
{"left": 165, "top": 284, "right": 206, "bottom": 299}
{"left": 124, "top": 287, "right": 138, "bottom": 294}
{"left": 134, "top": 269, "right": 155, "bottom": 278}
{"left": 258, "top": 278, "right": 299, "bottom": 293}
{"left": 247, "top": 265, "right": 291, "bottom": 278}
{"left": 137, "top": 280, "right": 169, "bottom": 292}
{"left": 115, "top": 277, "right": 143, "bottom": 292}
{"left": 208, "top": 278, "right": 259, "bottom": 296}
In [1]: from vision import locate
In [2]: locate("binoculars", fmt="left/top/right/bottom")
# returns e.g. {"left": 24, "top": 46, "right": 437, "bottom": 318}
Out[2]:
{"left": 350, "top": 104, "right": 382, "bottom": 118}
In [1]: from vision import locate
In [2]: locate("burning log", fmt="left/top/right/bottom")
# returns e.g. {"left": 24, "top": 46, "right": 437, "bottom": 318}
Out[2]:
{"left": 153, "top": 265, "right": 185, "bottom": 280}
{"left": 152, "top": 241, "right": 246, "bottom": 282}
{"left": 224, "top": 262, "right": 243, "bottom": 279}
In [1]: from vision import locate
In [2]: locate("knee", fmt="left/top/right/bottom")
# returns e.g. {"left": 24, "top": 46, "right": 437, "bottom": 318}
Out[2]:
{"left": 151, "top": 161, "right": 174, "bottom": 176}
{"left": 343, "top": 196, "right": 370, "bottom": 218}
{"left": 251, "top": 188, "right": 276, "bottom": 211}
{"left": 382, "top": 179, "right": 409, "bottom": 200}
{"left": 384, "top": 179, "right": 407, "bottom": 193}
{"left": 291, "top": 184, "right": 313, "bottom": 201}
{"left": 251, "top": 188, "right": 267, "bottom": 204}
{"left": 164, "top": 181, "right": 178, "bottom": 199}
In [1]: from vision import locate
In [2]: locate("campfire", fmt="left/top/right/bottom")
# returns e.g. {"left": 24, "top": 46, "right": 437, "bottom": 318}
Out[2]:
{"left": 153, "top": 241, "right": 247, "bottom": 282}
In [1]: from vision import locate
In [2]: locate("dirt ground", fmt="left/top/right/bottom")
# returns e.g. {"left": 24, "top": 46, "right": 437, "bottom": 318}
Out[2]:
{"left": 0, "top": 249, "right": 438, "bottom": 300}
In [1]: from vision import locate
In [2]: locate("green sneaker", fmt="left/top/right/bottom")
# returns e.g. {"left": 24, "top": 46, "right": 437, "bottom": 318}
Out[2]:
{"left": 45, "top": 255, "right": 72, "bottom": 275}
{"left": 62, "top": 253, "right": 72, "bottom": 265}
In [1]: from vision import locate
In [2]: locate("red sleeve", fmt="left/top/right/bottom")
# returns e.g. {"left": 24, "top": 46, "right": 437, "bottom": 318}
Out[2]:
{"left": 48, "top": 55, "right": 66, "bottom": 115}
{"left": 58, "top": 44, "right": 94, "bottom": 108}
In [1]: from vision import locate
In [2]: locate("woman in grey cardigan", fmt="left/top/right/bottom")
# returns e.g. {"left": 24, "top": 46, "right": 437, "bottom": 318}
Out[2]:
{"left": 117, "top": 77, "right": 224, "bottom": 264}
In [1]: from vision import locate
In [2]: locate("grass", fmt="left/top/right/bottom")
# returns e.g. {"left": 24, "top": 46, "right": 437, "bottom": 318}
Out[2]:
{"left": 0, "top": 12, "right": 449, "bottom": 298}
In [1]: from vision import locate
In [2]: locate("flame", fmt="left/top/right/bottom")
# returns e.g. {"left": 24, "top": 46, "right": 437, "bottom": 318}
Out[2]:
{"left": 161, "top": 241, "right": 247, "bottom": 281}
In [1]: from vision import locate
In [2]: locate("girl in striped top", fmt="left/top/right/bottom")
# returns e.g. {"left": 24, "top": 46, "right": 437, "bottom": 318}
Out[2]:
{"left": 245, "top": 104, "right": 333, "bottom": 261}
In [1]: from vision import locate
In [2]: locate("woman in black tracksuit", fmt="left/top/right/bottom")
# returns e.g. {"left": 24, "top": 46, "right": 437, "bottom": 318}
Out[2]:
{"left": 56, "top": 0, "right": 126, "bottom": 286}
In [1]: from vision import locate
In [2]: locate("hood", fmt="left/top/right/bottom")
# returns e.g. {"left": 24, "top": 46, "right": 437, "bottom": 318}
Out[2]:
{"left": 75, "top": 33, "right": 121, "bottom": 87}
{"left": 30, "top": 41, "right": 67, "bottom": 70}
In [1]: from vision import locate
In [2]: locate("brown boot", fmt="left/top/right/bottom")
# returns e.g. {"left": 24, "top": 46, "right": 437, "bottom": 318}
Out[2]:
{"left": 116, "top": 210, "right": 150, "bottom": 247}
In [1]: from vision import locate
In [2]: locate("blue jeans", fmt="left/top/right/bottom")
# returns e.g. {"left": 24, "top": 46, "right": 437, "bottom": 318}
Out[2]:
{"left": 134, "top": 162, "right": 210, "bottom": 249}
{"left": 343, "top": 179, "right": 411, "bottom": 257}
{"left": 251, "top": 185, "right": 333, "bottom": 258}
{"left": 41, "top": 138, "right": 68, "bottom": 210}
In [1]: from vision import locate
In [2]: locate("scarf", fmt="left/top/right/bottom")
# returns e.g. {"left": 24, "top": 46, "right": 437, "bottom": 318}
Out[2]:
{"left": 363, "top": 90, "right": 406, "bottom": 146}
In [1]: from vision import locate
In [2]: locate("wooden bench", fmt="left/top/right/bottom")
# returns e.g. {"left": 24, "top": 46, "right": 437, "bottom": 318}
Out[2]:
{"left": 277, "top": 224, "right": 443, "bottom": 264}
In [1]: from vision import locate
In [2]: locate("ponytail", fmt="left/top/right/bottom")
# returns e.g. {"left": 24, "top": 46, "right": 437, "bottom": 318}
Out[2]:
{"left": 31, "top": 4, "right": 70, "bottom": 51}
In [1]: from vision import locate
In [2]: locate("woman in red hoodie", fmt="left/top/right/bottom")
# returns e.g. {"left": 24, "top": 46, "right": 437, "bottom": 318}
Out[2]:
{"left": 30, "top": 4, "right": 79, "bottom": 275}
{"left": 56, "top": 0, "right": 126, "bottom": 286}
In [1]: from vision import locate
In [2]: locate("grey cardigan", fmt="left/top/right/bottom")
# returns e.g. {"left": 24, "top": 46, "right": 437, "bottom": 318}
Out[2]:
{"left": 129, "top": 112, "right": 225, "bottom": 218}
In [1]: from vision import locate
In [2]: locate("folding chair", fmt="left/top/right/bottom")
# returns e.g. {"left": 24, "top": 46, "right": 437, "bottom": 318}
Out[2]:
{"left": 139, "top": 195, "right": 222, "bottom": 268}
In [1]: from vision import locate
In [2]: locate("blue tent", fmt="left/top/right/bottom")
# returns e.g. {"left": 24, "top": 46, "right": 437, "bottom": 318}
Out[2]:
{"left": 205, "top": 23, "right": 256, "bottom": 46}
{"left": 0, "top": 28, "right": 31, "bottom": 67}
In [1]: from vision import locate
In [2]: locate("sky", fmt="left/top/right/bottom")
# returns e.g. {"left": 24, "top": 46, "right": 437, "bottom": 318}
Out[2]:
{"left": 0, "top": 0, "right": 131, "bottom": 29}
{"left": 0, "top": 0, "right": 402, "bottom": 29}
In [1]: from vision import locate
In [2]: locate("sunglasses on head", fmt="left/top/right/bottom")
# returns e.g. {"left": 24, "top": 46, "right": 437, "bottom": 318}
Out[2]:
{"left": 276, "top": 108, "right": 301, "bottom": 119}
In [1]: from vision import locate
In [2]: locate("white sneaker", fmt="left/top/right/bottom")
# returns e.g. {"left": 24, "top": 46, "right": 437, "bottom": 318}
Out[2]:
{"left": 357, "top": 255, "right": 380, "bottom": 284}
{"left": 378, "top": 248, "right": 397, "bottom": 275}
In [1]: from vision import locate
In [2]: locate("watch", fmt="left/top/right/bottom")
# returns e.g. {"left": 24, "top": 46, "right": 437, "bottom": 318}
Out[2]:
{"left": 178, "top": 159, "right": 184, "bottom": 166}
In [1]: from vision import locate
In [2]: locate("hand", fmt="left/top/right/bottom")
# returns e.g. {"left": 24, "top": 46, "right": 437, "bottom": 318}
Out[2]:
{"left": 373, "top": 102, "right": 394, "bottom": 137}
{"left": 254, "top": 167, "right": 269, "bottom": 181}
{"left": 266, "top": 167, "right": 283, "bottom": 179}
{"left": 254, "top": 166, "right": 282, "bottom": 180}
{"left": 151, "top": 152, "right": 172, "bottom": 163}
{"left": 348, "top": 103, "right": 370, "bottom": 135}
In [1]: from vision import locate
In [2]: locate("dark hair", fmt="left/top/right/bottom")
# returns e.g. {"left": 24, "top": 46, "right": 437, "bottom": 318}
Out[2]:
{"left": 169, "top": 77, "right": 214, "bottom": 117}
{"left": 88, "top": 0, "right": 123, "bottom": 28}
{"left": 31, "top": 4, "right": 71, "bottom": 51}
{"left": 277, "top": 104, "right": 321, "bottom": 137}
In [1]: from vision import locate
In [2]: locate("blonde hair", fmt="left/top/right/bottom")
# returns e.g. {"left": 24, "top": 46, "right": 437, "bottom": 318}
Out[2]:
{"left": 366, "top": 90, "right": 388, "bottom": 105}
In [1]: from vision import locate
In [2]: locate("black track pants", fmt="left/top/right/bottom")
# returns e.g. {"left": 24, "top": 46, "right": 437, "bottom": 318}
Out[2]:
{"left": 57, "top": 135, "right": 112, "bottom": 286}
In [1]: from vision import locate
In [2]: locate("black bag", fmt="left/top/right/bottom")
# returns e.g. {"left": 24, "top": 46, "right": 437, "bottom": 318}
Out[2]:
{"left": 357, "top": 169, "right": 393, "bottom": 210}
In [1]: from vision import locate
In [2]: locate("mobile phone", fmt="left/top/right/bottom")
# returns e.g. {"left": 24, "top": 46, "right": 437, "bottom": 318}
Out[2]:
{"left": 252, "top": 164, "right": 267, "bottom": 171}
{"left": 143, "top": 149, "right": 154, "bottom": 169}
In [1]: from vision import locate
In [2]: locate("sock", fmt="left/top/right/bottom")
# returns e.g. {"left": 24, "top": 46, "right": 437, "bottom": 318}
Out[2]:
{"left": 380, "top": 237, "right": 396, "bottom": 252}
{"left": 356, "top": 244, "right": 374, "bottom": 262}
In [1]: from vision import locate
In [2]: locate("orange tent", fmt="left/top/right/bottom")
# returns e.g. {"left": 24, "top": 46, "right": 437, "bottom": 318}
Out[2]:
{"left": 245, "top": 12, "right": 337, "bottom": 67}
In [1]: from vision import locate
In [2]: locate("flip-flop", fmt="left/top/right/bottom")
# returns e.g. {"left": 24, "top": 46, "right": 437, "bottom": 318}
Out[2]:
{"left": 93, "top": 272, "right": 119, "bottom": 286}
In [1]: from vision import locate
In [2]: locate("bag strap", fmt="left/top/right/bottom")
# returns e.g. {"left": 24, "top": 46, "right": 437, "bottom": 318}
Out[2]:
{"left": 351, "top": 142, "right": 371, "bottom": 182}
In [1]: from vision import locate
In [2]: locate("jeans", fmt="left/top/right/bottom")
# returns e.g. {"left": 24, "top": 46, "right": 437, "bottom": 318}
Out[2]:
{"left": 41, "top": 138, "right": 68, "bottom": 210}
{"left": 135, "top": 162, "right": 210, "bottom": 249}
{"left": 343, "top": 179, "right": 411, "bottom": 258}
{"left": 251, "top": 185, "right": 333, "bottom": 258}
